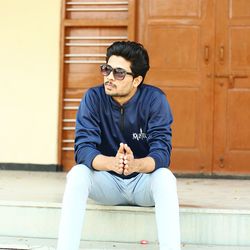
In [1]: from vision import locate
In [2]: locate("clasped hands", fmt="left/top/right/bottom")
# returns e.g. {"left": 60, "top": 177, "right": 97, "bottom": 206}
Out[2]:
{"left": 114, "top": 143, "right": 137, "bottom": 175}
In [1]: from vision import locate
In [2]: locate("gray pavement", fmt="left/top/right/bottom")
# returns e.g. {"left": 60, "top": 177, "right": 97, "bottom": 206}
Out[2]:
{"left": 0, "top": 170, "right": 250, "bottom": 210}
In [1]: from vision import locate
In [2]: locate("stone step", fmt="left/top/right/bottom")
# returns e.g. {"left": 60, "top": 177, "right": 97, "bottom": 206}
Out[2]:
{"left": 0, "top": 170, "right": 250, "bottom": 247}
{"left": 0, "top": 200, "right": 250, "bottom": 246}
{"left": 0, "top": 237, "right": 250, "bottom": 250}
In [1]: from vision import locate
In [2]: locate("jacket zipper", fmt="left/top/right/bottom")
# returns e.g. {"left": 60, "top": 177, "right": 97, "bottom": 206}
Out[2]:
{"left": 120, "top": 107, "right": 125, "bottom": 132}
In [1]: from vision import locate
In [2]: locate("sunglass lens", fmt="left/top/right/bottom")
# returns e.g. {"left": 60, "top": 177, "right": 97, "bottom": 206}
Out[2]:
{"left": 100, "top": 64, "right": 111, "bottom": 76}
{"left": 113, "top": 68, "right": 126, "bottom": 80}
{"left": 100, "top": 64, "right": 127, "bottom": 80}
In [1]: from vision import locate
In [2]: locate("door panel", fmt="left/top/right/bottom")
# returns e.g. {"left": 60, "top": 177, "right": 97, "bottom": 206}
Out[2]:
{"left": 148, "top": 26, "right": 200, "bottom": 70}
{"left": 137, "top": 0, "right": 215, "bottom": 173}
{"left": 148, "top": 0, "right": 202, "bottom": 18}
{"left": 230, "top": 0, "right": 250, "bottom": 18}
{"left": 213, "top": 0, "right": 250, "bottom": 174}
{"left": 228, "top": 92, "right": 250, "bottom": 150}
{"left": 169, "top": 89, "right": 197, "bottom": 148}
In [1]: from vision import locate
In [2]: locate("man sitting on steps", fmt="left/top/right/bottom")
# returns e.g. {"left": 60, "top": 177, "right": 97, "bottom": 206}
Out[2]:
{"left": 57, "top": 40, "right": 181, "bottom": 250}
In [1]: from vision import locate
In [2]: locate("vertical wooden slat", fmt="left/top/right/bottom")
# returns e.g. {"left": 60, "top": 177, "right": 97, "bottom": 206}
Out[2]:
{"left": 127, "top": 0, "right": 136, "bottom": 40}
{"left": 57, "top": 0, "right": 67, "bottom": 167}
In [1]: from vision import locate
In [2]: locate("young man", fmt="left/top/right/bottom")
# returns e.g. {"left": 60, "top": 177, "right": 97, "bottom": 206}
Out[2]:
{"left": 57, "top": 41, "right": 181, "bottom": 250}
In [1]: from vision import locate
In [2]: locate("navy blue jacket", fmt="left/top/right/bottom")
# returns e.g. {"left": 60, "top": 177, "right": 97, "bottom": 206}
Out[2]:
{"left": 74, "top": 84, "right": 173, "bottom": 179}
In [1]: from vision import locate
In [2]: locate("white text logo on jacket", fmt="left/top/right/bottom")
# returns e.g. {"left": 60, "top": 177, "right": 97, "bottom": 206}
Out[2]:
{"left": 132, "top": 128, "right": 147, "bottom": 141}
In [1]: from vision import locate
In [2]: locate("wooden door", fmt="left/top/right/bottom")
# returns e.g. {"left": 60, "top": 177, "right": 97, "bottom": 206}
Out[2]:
{"left": 59, "top": 0, "right": 136, "bottom": 171}
{"left": 137, "top": 0, "right": 215, "bottom": 174}
{"left": 213, "top": 0, "right": 250, "bottom": 175}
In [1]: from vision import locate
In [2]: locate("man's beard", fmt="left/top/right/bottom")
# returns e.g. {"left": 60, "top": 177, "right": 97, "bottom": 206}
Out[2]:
{"left": 104, "top": 81, "right": 126, "bottom": 97}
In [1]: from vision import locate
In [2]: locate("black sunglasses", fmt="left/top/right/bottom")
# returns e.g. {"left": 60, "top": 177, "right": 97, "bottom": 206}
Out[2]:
{"left": 100, "top": 64, "right": 134, "bottom": 80}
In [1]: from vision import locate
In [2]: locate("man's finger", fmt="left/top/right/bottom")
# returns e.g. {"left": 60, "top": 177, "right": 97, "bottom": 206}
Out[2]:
{"left": 118, "top": 143, "right": 125, "bottom": 154}
{"left": 124, "top": 164, "right": 129, "bottom": 170}
{"left": 118, "top": 168, "right": 124, "bottom": 175}
{"left": 124, "top": 144, "right": 133, "bottom": 154}
{"left": 124, "top": 166, "right": 130, "bottom": 176}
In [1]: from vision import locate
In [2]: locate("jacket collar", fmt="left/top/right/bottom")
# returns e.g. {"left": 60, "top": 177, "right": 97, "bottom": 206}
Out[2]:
{"left": 107, "top": 86, "right": 142, "bottom": 109}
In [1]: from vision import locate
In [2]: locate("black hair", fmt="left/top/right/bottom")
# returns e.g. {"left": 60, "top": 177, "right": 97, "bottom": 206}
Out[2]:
{"left": 106, "top": 41, "right": 150, "bottom": 84}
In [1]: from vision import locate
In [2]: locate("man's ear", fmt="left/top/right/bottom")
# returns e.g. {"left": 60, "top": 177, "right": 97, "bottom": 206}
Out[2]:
{"left": 133, "top": 76, "right": 143, "bottom": 87}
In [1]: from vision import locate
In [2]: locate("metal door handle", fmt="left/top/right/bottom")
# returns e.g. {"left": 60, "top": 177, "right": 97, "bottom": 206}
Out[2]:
{"left": 219, "top": 46, "right": 224, "bottom": 63}
{"left": 215, "top": 74, "right": 248, "bottom": 88}
{"left": 234, "top": 74, "right": 248, "bottom": 79}
{"left": 204, "top": 45, "right": 209, "bottom": 63}
{"left": 215, "top": 74, "right": 234, "bottom": 87}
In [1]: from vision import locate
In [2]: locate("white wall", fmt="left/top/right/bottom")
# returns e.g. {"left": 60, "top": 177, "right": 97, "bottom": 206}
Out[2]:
{"left": 0, "top": 0, "right": 61, "bottom": 164}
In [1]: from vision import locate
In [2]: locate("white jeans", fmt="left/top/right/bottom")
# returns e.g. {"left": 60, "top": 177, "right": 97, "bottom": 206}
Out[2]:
{"left": 57, "top": 165, "right": 181, "bottom": 250}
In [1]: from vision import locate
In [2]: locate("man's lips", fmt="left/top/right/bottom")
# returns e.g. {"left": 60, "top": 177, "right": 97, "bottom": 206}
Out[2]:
{"left": 104, "top": 81, "right": 116, "bottom": 89}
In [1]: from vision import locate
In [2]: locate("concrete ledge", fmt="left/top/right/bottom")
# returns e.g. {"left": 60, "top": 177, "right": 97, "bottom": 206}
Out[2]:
{"left": 0, "top": 163, "right": 61, "bottom": 172}
{"left": 0, "top": 200, "right": 250, "bottom": 246}
{"left": 0, "top": 237, "right": 250, "bottom": 250}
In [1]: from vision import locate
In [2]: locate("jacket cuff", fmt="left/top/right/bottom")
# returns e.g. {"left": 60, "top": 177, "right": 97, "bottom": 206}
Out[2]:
{"left": 76, "top": 150, "right": 100, "bottom": 170}
{"left": 148, "top": 152, "right": 169, "bottom": 170}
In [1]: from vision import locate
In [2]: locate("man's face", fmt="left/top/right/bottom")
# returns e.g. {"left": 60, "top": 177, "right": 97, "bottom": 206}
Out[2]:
{"left": 103, "top": 55, "right": 139, "bottom": 103}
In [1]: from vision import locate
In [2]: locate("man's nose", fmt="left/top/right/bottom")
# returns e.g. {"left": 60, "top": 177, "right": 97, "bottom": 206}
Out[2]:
{"left": 107, "top": 70, "right": 115, "bottom": 80}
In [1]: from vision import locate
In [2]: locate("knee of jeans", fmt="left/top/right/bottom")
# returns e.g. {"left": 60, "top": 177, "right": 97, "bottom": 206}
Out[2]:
{"left": 67, "top": 164, "right": 92, "bottom": 189}
{"left": 151, "top": 168, "right": 176, "bottom": 191}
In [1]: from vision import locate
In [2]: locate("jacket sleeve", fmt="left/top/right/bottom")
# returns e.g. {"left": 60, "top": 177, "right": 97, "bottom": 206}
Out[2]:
{"left": 147, "top": 92, "right": 173, "bottom": 169}
{"left": 74, "top": 89, "right": 101, "bottom": 169}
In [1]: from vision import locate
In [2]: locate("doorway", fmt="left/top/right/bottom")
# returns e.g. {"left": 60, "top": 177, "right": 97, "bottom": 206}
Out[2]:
{"left": 59, "top": 0, "right": 250, "bottom": 175}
